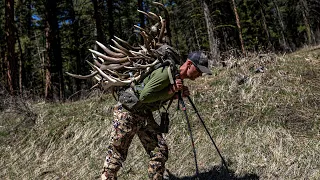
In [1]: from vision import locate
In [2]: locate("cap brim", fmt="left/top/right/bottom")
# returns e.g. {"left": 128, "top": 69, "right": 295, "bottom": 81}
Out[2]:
{"left": 197, "top": 65, "right": 212, "bottom": 75}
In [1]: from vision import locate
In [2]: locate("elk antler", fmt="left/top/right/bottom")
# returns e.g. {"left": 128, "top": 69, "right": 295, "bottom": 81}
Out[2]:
{"left": 66, "top": 2, "right": 171, "bottom": 90}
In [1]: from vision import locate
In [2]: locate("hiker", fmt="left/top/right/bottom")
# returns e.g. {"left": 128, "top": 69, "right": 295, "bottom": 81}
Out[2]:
{"left": 101, "top": 51, "right": 212, "bottom": 180}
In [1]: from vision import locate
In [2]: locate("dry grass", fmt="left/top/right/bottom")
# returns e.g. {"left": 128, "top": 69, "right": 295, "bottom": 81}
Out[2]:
{"left": 0, "top": 47, "right": 320, "bottom": 180}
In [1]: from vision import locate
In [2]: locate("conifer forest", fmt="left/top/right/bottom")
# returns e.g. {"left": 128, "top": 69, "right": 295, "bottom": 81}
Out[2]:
{"left": 1, "top": 0, "right": 320, "bottom": 100}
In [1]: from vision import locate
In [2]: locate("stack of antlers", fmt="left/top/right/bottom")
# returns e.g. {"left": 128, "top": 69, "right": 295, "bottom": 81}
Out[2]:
{"left": 66, "top": 2, "right": 171, "bottom": 90}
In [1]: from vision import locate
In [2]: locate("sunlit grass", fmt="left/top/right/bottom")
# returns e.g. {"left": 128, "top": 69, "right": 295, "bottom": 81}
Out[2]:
{"left": 0, "top": 47, "right": 319, "bottom": 179}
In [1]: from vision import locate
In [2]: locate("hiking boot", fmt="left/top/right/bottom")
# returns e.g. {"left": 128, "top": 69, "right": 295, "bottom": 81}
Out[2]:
{"left": 163, "top": 169, "right": 170, "bottom": 180}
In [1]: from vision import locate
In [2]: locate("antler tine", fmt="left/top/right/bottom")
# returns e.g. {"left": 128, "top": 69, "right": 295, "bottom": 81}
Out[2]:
{"left": 134, "top": 25, "right": 154, "bottom": 39}
{"left": 123, "top": 66, "right": 143, "bottom": 70}
{"left": 102, "top": 69, "right": 141, "bottom": 84}
{"left": 129, "top": 50, "right": 154, "bottom": 60}
{"left": 133, "top": 59, "right": 160, "bottom": 69}
{"left": 67, "top": 2, "right": 172, "bottom": 90}
{"left": 103, "top": 62, "right": 132, "bottom": 71}
{"left": 138, "top": 45, "right": 150, "bottom": 59}
{"left": 109, "top": 45, "right": 132, "bottom": 58}
{"left": 140, "top": 31, "right": 153, "bottom": 55}
{"left": 86, "top": 60, "right": 118, "bottom": 83}
{"left": 100, "top": 81, "right": 117, "bottom": 90}
{"left": 114, "top": 36, "right": 141, "bottom": 51}
{"left": 100, "top": 62, "right": 131, "bottom": 71}
{"left": 93, "top": 73, "right": 102, "bottom": 82}
{"left": 150, "top": 23, "right": 159, "bottom": 32}
{"left": 151, "top": 2, "right": 171, "bottom": 45}
{"left": 99, "top": 63, "right": 120, "bottom": 72}
{"left": 87, "top": 60, "right": 140, "bottom": 85}
{"left": 96, "top": 41, "right": 126, "bottom": 58}
{"left": 100, "top": 80, "right": 134, "bottom": 90}
{"left": 92, "top": 53, "right": 101, "bottom": 61}
{"left": 98, "top": 57, "right": 109, "bottom": 65}
{"left": 134, "top": 66, "right": 156, "bottom": 83}
{"left": 137, "top": 9, "right": 154, "bottom": 22}
{"left": 94, "top": 59, "right": 103, "bottom": 67}
{"left": 148, "top": 12, "right": 161, "bottom": 22}
{"left": 134, "top": 24, "right": 145, "bottom": 31}
{"left": 65, "top": 71, "right": 98, "bottom": 80}
{"left": 152, "top": 2, "right": 170, "bottom": 31}
{"left": 90, "top": 82, "right": 101, "bottom": 90}
{"left": 104, "top": 69, "right": 130, "bottom": 79}
{"left": 158, "top": 16, "right": 166, "bottom": 43}
{"left": 111, "top": 39, "right": 134, "bottom": 57}
{"left": 118, "top": 73, "right": 142, "bottom": 83}
{"left": 89, "top": 49, "right": 130, "bottom": 64}
{"left": 150, "top": 23, "right": 160, "bottom": 45}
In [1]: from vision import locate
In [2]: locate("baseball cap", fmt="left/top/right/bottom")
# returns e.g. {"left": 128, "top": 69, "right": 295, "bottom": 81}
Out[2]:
{"left": 187, "top": 51, "right": 212, "bottom": 75}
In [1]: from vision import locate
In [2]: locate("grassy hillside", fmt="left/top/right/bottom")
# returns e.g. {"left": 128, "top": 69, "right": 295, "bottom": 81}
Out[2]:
{"left": 1, "top": 46, "right": 319, "bottom": 180}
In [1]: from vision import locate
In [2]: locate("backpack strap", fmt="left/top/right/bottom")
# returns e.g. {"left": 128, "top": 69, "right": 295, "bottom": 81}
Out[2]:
{"left": 167, "top": 65, "right": 175, "bottom": 85}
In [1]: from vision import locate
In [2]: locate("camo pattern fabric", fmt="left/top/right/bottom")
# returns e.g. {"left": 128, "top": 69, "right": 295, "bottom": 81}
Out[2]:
{"left": 101, "top": 103, "right": 168, "bottom": 180}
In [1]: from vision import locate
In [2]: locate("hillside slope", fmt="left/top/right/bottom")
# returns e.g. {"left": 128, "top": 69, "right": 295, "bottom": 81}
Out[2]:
{"left": 1, "top": 47, "right": 319, "bottom": 179}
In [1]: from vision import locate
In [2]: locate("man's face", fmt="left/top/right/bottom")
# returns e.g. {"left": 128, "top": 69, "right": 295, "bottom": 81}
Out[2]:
{"left": 187, "top": 63, "right": 202, "bottom": 80}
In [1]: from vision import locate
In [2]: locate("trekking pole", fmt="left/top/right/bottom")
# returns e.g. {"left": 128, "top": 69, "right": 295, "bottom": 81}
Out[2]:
{"left": 178, "top": 92, "right": 200, "bottom": 179}
{"left": 186, "top": 96, "right": 230, "bottom": 174}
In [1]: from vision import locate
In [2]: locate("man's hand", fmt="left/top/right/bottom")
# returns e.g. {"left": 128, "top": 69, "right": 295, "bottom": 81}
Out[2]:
{"left": 168, "top": 78, "right": 183, "bottom": 94}
{"left": 171, "top": 86, "right": 190, "bottom": 99}
{"left": 168, "top": 78, "right": 190, "bottom": 97}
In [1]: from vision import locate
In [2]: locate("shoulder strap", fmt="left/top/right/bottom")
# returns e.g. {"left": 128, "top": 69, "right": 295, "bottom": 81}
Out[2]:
{"left": 167, "top": 65, "right": 175, "bottom": 85}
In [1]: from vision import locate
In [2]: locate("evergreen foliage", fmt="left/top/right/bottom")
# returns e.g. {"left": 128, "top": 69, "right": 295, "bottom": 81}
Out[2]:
{"left": 0, "top": 0, "right": 319, "bottom": 99}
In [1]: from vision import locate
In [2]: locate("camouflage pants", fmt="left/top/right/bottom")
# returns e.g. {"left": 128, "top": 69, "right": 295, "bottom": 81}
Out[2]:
{"left": 101, "top": 103, "right": 168, "bottom": 180}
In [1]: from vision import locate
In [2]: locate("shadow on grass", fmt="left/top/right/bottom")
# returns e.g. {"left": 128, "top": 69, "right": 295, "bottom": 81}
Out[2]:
{"left": 167, "top": 165, "right": 259, "bottom": 180}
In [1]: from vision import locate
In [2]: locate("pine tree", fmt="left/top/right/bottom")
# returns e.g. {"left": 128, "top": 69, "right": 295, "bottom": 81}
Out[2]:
{"left": 5, "top": 0, "right": 18, "bottom": 94}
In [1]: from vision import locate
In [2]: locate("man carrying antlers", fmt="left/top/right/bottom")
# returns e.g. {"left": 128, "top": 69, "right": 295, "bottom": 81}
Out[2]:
{"left": 101, "top": 51, "right": 212, "bottom": 180}
{"left": 64, "top": 2, "right": 212, "bottom": 179}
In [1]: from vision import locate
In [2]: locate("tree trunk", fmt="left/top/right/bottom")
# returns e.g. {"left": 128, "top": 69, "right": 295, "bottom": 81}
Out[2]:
{"left": 16, "top": 0, "right": 26, "bottom": 94}
{"left": 44, "top": 23, "right": 52, "bottom": 99}
{"left": 316, "top": 24, "right": 320, "bottom": 44}
{"left": 34, "top": 31, "right": 45, "bottom": 96}
{"left": 272, "top": 0, "right": 290, "bottom": 51}
{"left": 17, "top": 32, "right": 23, "bottom": 94}
{"left": 231, "top": 0, "right": 245, "bottom": 55}
{"left": 183, "top": 31, "right": 191, "bottom": 53}
{"left": 192, "top": 18, "right": 201, "bottom": 51}
{"left": 201, "top": 0, "right": 219, "bottom": 66}
{"left": 137, "top": 0, "right": 144, "bottom": 44}
{"left": 138, "top": 0, "right": 145, "bottom": 28}
{"left": 5, "top": 0, "right": 18, "bottom": 94}
{"left": 172, "top": 5, "right": 180, "bottom": 51}
{"left": 44, "top": 0, "right": 64, "bottom": 101}
{"left": 191, "top": 5, "right": 200, "bottom": 51}
{"left": 93, "top": 0, "right": 105, "bottom": 44}
{"left": 257, "top": 0, "right": 274, "bottom": 51}
{"left": 0, "top": 45, "right": 4, "bottom": 86}
{"left": 107, "top": 0, "right": 114, "bottom": 43}
{"left": 67, "top": 0, "right": 84, "bottom": 92}
{"left": 24, "top": 0, "right": 33, "bottom": 90}
{"left": 300, "top": 0, "right": 313, "bottom": 44}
